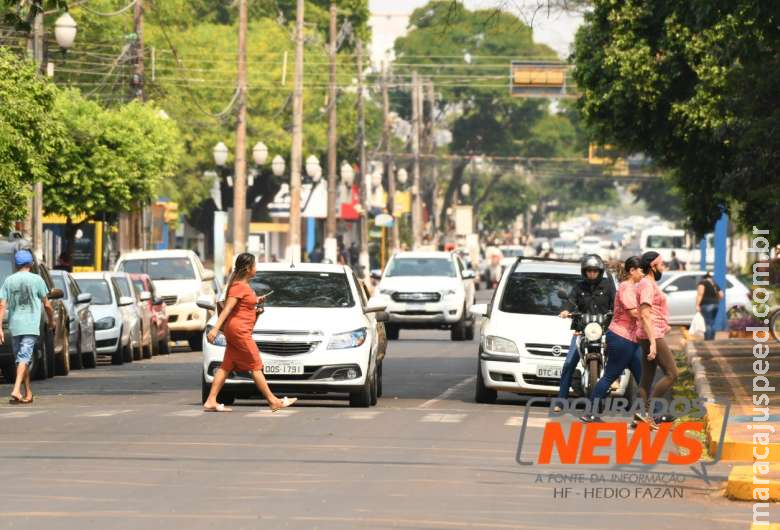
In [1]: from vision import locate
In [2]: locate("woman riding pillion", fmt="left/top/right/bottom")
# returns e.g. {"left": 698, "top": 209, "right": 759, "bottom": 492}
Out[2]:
{"left": 553, "top": 254, "right": 616, "bottom": 413}
{"left": 581, "top": 257, "right": 644, "bottom": 423}
{"left": 203, "top": 253, "right": 297, "bottom": 413}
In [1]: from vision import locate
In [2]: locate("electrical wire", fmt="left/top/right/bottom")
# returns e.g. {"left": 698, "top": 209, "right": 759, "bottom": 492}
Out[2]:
{"left": 78, "top": 0, "right": 137, "bottom": 17}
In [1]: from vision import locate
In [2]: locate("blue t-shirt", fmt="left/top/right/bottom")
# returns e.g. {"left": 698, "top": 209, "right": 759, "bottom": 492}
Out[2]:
{"left": 0, "top": 271, "right": 48, "bottom": 337}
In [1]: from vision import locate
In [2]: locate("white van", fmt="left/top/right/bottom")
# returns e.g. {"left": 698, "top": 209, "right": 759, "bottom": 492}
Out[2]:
{"left": 639, "top": 227, "right": 691, "bottom": 264}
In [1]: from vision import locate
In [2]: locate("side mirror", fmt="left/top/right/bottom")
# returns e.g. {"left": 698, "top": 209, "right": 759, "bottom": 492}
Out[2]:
{"left": 118, "top": 296, "right": 135, "bottom": 307}
{"left": 196, "top": 297, "right": 216, "bottom": 312}
{"left": 76, "top": 292, "right": 92, "bottom": 304}
{"left": 202, "top": 269, "right": 215, "bottom": 281}
{"left": 375, "top": 311, "right": 389, "bottom": 323}
{"left": 664, "top": 284, "right": 679, "bottom": 293}
{"left": 139, "top": 290, "right": 152, "bottom": 302}
{"left": 470, "top": 303, "right": 488, "bottom": 318}
{"left": 370, "top": 269, "right": 382, "bottom": 280}
{"left": 462, "top": 270, "right": 475, "bottom": 280}
{"left": 48, "top": 288, "right": 64, "bottom": 300}
{"left": 364, "top": 303, "right": 387, "bottom": 314}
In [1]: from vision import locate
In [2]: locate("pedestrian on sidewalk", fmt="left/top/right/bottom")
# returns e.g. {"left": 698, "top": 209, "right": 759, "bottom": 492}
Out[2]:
{"left": 636, "top": 251, "right": 676, "bottom": 429}
{"left": 0, "top": 249, "right": 54, "bottom": 404}
{"left": 581, "top": 256, "right": 644, "bottom": 423}
{"left": 695, "top": 271, "right": 723, "bottom": 341}
{"left": 203, "top": 252, "right": 296, "bottom": 413}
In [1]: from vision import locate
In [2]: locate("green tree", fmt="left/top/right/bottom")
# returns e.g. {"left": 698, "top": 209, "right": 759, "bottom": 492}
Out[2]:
{"left": 572, "top": 0, "right": 780, "bottom": 241}
{"left": 0, "top": 47, "right": 61, "bottom": 232}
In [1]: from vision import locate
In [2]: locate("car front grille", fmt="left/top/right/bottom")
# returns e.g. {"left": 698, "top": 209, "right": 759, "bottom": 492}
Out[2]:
{"left": 96, "top": 339, "right": 117, "bottom": 349}
{"left": 391, "top": 292, "right": 441, "bottom": 303}
{"left": 525, "top": 343, "right": 570, "bottom": 358}
{"left": 256, "top": 341, "right": 319, "bottom": 356}
{"left": 161, "top": 295, "right": 178, "bottom": 306}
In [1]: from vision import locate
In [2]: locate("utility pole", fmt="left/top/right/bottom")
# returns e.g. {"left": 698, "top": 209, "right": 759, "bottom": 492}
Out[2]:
{"left": 133, "top": 0, "right": 145, "bottom": 250}
{"left": 233, "top": 0, "right": 249, "bottom": 255}
{"left": 381, "top": 63, "right": 398, "bottom": 254}
{"left": 30, "top": 11, "right": 44, "bottom": 259}
{"left": 425, "top": 80, "right": 439, "bottom": 245}
{"left": 288, "top": 0, "right": 305, "bottom": 262}
{"left": 324, "top": 3, "right": 338, "bottom": 263}
{"left": 357, "top": 39, "right": 369, "bottom": 276}
{"left": 411, "top": 71, "right": 422, "bottom": 249}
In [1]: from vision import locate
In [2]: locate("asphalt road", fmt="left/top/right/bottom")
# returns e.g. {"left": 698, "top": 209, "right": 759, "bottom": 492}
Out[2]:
{"left": 0, "top": 292, "right": 757, "bottom": 530}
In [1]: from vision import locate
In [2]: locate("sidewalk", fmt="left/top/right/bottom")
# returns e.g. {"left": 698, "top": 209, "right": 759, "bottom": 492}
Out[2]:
{"left": 685, "top": 336, "right": 780, "bottom": 502}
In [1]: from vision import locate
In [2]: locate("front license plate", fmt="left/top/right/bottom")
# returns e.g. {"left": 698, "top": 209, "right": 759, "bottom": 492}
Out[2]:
{"left": 263, "top": 360, "right": 304, "bottom": 375}
{"left": 536, "top": 365, "right": 561, "bottom": 378}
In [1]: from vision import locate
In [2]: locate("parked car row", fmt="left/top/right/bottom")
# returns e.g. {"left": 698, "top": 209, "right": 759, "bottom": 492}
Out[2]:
{"left": 0, "top": 238, "right": 215, "bottom": 385}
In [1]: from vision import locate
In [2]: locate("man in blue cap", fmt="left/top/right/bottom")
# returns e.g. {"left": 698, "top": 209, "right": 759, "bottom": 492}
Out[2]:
{"left": 0, "top": 249, "right": 53, "bottom": 404}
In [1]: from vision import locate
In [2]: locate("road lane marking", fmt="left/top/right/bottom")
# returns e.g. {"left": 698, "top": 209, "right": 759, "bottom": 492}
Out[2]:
{"left": 340, "top": 411, "right": 383, "bottom": 420}
{"left": 77, "top": 409, "right": 134, "bottom": 418}
{"left": 420, "top": 413, "right": 466, "bottom": 423}
{"left": 504, "top": 416, "right": 549, "bottom": 428}
{"left": 167, "top": 410, "right": 206, "bottom": 417}
{"left": 0, "top": 410, "right": 47, "bottom": 419}
{"left": 417, "top": 376, "right": 475, "bottom": 409}
{"left": 244, "top": 409, "right": 300, "bottom": 418}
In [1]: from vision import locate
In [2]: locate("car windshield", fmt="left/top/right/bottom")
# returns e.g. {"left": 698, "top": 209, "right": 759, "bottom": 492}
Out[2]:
{"left": 75, "top": 279, "right": 112, "bottom": 305}
{"left": 385, "top": 258, "right": 456, "bottom": 277}
{"left": 553, "top": 239, "right": 577, "bottom": 248}
{"left": 249, "top": 271, "right": 354, "bottom": 308}
{"left": 500, "top": 272, "right": 581, "bottom": 315}
{"left": 51, "top": 275, "right": 68, "bottom": 299}
{"left": 500, "top": 248, "right": 524, "bottom": 257}
{"left": 120, "top": 258, "right": 195, "bottom": 280}
{"left": 646, "top": 235, "right": 685, "bottom": 248}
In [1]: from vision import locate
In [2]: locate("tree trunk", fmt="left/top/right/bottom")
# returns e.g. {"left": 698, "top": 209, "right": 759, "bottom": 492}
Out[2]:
{"left": 438, "top": 160, "right": 469, "bottom": 236}
{"left": 473, "top": 171, "right": 503, "bottom": 223}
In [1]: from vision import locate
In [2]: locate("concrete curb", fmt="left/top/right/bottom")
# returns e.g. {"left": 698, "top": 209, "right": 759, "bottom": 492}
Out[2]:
{"left": 725, "top": 465, "right": 780, "bottom": 502}
{"left": 684, "top": 341, "right": 714, "bottom": 401}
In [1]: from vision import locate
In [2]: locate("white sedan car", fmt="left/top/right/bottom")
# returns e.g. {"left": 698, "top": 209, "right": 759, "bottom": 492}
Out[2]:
{"left": 199, "top": 263, "right": 388, "bottom": 407}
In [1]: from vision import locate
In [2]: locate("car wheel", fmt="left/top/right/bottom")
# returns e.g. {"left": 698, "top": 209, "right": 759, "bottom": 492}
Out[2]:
{"left": 385, "top": 324, "right": 399, "bottom": 341}
{"left": 112, "top": 330, "right": 124, "bottom": 365}
{"left": 134, "top": 342, "right": 143, "bottom": 361}
{"left": 142, "top": 333, "right": 153, "bottom": 360}
{"left": 349, "top": 371, "right": 373, "bottom": 408}
{"left": 160, "top": 330, "right": 171, "bottom": 355}
{"left": 31, "top": 336, "right": 49, "bottom": 381}
{"left": 377, "top": 361, "right": 383, "bottom": 398}
{"left": 70, "top": 329, "right": 83, "bottom": 370}
{"left": 45, "top": 331, "right": 55, "bottom": 378}
{"left": 122, "top": 339, "right": 133, "bottom": 363}
{"left": 189, "top": 332, "right": 203, "bottom": 352}
{"left": 450, "top": 318, "right": 467, "bottom": 341}
{"left": 1, "top": 365, "right": 16, "bottom": 384}
{"left": 83, "top": 334, "right": 97, "bottom": 369}
{"left": 150, "top": 325, "right": 159, "bottom": 356}
{"left": 464, "top": 319, "right": 475, "bottom": 341}
{"left": 55, "top": 332, "right": 70, "bottom": 376}
{"left": 369, "top": 366, "right": 379, "bottom": 406}
{"left": 475, "top": 363, "right": 497, "bottom": 404}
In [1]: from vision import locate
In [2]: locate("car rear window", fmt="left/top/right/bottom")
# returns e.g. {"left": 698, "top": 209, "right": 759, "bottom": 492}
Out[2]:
{"left": 75, "top": 279, "right": 112, "bottom": 305}
{"left": 500, "top": 272, "right": 581, "bottom": 315}
{"left": 51, "top": 275, "right": 69, "bottom": 299}
{"left": 385, "top": 258, "right": 456, "bottom": 277}
{"left": 249, "top": 271, "right": 354, "bottom": 308}
{"left": 119, "top": 258, "right": 195, "bottom": 280}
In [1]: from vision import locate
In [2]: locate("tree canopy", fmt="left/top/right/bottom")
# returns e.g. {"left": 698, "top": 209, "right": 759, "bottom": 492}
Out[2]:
{"left": 573, "top": 0, "right": 780, "bottom": 241}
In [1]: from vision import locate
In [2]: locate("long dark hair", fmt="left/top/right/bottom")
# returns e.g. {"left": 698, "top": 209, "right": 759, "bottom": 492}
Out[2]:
{"left": 622, "top": 256, "right": 642, "bottom": 281}
{"left": 226, "top": 253, "right": 255, "bottom": 295}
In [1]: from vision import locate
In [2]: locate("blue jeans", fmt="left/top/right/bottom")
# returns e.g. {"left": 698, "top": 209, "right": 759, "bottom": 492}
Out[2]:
{"left": 701, "top": 303, "right": 718, "bottom": 341}
{"left": 592, "top": 330, "right": 641, "bottom": 401}
{"left": 557, "top": 335, "right": 579, "bottom": 399}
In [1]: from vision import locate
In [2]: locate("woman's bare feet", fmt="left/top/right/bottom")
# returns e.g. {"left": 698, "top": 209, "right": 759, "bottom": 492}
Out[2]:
{"left": 270, "top": 396, "right": 297, "bottom": 412}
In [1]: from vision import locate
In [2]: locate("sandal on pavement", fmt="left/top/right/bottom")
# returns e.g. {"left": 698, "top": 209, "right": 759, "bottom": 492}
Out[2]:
{"left": 21, "top": 396, "right": 33, "bottom": 404}
{"left": 203, "top": 403, "right": 232, "bottom": 412}
{"left": 8, "top": 396, "right": 23, "bottom": 405}
{"left": 271, "top": 396, "right": 297, "bottom": 413}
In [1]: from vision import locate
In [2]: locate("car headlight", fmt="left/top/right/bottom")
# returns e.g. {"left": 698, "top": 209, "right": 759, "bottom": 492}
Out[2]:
{"left": 584, "top": 322, "right": 603, "bottom": 342}
{"left": 205, "top": 325, "right": 227, "bottom": 347}
{"left": 327, "top": 328, "right": 367, "bottom": 349}
{"left": 94, "top": 317, "right": 116, "bottom": 330}
{"left": 379, "top": 289, "right": 394, "bottom": 296}
{"left": 483, "top": 335, "right": 518, "bottom": 354}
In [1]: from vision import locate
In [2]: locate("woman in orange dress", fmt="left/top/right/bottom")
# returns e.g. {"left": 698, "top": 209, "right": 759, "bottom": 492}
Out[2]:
{"left": 203, "top": 253, "right": 297, "bottom": 412}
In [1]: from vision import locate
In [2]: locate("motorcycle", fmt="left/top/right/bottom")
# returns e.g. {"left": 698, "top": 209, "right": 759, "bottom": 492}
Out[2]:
{"left": 570, "top": 311, "right": 613, "bottom": 398}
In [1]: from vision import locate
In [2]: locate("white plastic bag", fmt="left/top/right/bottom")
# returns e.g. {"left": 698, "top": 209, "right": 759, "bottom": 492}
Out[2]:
{"left": 689, "top": 312, "right": 706, "bottom": 338}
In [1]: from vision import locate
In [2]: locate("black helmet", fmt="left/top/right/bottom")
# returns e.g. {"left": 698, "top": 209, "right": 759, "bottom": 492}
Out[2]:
{"left": 581, "top": 254, "right": 605, "bottom": 283}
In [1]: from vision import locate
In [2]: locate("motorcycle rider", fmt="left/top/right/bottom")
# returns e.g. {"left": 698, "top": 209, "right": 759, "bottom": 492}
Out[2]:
{"left": 554, "top": 254, "right": 616, "bottom": 412}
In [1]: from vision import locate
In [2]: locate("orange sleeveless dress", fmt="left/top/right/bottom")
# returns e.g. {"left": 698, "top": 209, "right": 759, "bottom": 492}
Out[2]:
{"left": 221, "top": 282, "right": 262, "bottom": 372}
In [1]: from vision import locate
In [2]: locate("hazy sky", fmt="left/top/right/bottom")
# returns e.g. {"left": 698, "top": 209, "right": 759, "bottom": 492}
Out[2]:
{"left": 367, "top": 0, "right": 584, "bottom": 65}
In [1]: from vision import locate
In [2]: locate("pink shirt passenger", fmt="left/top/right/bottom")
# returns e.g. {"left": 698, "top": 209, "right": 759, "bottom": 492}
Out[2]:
{"left": 608, "top": 280, "right": 639, "bottom": 342}
{"left": 635, "top": 277, "right": 670, "bottom": 340}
